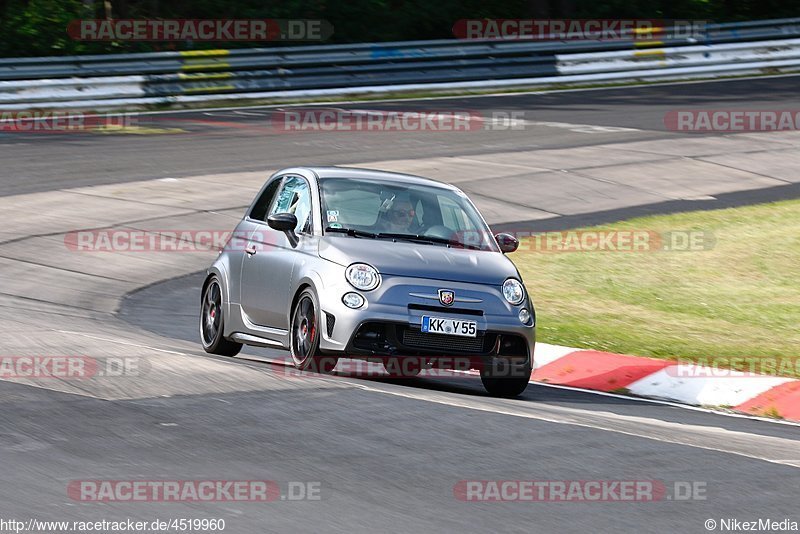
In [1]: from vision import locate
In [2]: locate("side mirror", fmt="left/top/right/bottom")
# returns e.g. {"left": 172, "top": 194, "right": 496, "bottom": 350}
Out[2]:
{"left": 268, "top": 213, "right": 299, "bottom": 246}
{"left": 268, "top": 212, "right": 298, "bottom": 232}
{"left": 495, "top": 233, "right": 519, "bottom": 253}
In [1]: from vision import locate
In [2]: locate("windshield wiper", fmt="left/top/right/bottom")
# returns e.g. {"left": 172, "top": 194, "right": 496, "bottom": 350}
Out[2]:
{"left": 325, "top": 228, "right": 482, "bottom": 249}
{"left": 375, "top": 232, "right": 482, "bottom": 250}
{"left": 324, "top": 227, "right": 378, "bottom": 238}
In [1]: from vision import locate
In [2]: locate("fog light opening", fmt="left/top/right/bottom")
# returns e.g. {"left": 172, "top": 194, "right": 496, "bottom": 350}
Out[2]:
{"left": 342, "top": 292, "right": 365, "bottom": 309}
{"left": 518, "top": 308, "right": 531, "bottom": 324}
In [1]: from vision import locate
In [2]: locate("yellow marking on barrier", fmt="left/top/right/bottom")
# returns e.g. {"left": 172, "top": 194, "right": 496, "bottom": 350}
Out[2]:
{"left": 178, "top": 72, "right": 234, "bottom": 81}
{"left": 634, "top": 40, "right": 665, "bottom": 47}
{"left": 184, "top": 84, "right": 236, "bottom": 93}
{"left": 633, "top": 27, "right": 664, "bottom": 35}
{"left": 90, "top": 125, "right": 187, "bottom": 135}
{"left": 179, "top": 49, "right": 230, "bottom": 57}
{"left": 633, "top": 49, "right": 667, "bottom": 57}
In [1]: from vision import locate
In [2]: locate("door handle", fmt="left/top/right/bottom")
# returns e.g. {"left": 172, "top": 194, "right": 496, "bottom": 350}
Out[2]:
{"left": 245, "top": 244, "right": 257, "bottom": 255}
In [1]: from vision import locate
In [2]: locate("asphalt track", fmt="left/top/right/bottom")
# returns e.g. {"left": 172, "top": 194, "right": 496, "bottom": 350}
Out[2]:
{"left": 1, "top": 76, "right": 799, "bottom": 533}
{"left": 2, "top": 74, "right": 800, "bottom": 196}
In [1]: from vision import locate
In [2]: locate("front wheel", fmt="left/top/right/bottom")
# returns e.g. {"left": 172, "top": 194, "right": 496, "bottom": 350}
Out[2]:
{"left": 200, "top": 276, "right": 242, "bottom": 357}
{"left": 480, "top": 358, "right": 532, "bottom": 398}
{"left": 290, "top": 289, "right": 338, "bottom": 374}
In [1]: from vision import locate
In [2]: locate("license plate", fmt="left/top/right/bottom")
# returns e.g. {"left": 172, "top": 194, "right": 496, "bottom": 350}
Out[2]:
{"left": 421, "top": 316, "right": 477, "bottom": 337}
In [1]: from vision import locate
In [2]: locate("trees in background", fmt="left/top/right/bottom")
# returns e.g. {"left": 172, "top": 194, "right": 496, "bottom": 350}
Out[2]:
{"left": 1, "top": 0, "right": 798, "bottom": 57}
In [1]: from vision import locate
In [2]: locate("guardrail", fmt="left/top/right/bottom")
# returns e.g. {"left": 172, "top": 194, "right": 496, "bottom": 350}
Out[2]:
{"left": 2, "top": 18, "right": 800, "bottom": 110}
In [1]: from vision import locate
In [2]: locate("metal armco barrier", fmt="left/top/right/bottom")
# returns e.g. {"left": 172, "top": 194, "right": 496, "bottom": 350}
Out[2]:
{"left": 1, "top": 18, "right": 800, "bottom": 109}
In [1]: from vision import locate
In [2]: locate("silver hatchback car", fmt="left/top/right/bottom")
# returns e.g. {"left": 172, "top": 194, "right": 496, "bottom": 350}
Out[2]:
{"left": 200, "top": 167, "right": 535, "bottom": 397}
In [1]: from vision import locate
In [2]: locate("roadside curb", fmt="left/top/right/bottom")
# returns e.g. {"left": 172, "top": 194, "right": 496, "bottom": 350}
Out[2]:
{"left": 533, "top": 343, "right": 800, "bottom": 422}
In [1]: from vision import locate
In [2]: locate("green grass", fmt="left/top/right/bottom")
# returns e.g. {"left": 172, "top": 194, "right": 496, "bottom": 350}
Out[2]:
{"left": 514, "top": 199, "right": 800, "bottom": 376}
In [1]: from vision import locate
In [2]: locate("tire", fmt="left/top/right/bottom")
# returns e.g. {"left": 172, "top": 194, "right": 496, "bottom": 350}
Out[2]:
{"left": 290, "top": 288, "right": 339, "bottom": 374}
{"left": 480, "top": 358, "right": 532, "bottom": 398}
{"left": 382, "top": 357, "right": 422, "bottom": 377}
{"left": 200, "top": 276, "right": 243, "bottom": 357}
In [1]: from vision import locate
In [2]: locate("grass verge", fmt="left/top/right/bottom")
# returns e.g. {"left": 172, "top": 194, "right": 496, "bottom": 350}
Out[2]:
{"left": 514, "top": 199, "right": 800, "bottom": 376}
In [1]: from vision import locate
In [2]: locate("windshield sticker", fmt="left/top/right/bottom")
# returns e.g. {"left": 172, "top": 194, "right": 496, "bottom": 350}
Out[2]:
{"left": 327, "top": 210, "right": 339, "bottom": 222}
{"left": 328, "top": 222, "right": 343, "bottom": 229}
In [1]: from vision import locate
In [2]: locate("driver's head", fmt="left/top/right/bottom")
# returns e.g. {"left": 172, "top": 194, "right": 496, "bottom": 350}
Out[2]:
{"left": 385, "top": 199, "right": 415, "bottom": 232}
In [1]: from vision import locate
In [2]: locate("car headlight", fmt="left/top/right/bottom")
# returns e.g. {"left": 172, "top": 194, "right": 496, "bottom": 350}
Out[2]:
{"left": 345, "top": 263, "right": 380, "bottom": 291}
{"left": 502, "top": 278, "right": 525, "bottom": 305}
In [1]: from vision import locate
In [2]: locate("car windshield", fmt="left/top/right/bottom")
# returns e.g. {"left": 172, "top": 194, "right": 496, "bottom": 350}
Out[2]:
{"left": 319, "top": 177, "right": 498, "bottom": 251}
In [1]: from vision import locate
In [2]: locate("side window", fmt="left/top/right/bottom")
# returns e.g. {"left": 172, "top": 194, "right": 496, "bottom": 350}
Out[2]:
{"left": 249, "top": 178, "right": 282, "bottom": 222}
{"left": 270, "top": 176, "right": 313, "bottom": 234}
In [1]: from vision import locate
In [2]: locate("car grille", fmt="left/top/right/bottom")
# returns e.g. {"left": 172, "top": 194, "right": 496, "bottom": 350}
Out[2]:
{"left": 401, "top": 328, "right": 487, "bottom": 354}
{"left": 407, "top": 303, "right": 484, "bottom": 316}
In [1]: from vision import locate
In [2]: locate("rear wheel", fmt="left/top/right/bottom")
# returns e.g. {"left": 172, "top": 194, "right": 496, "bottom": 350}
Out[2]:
{"left": 290, "top": 289, "right": 338, "bottom": 374}
{"left": 200, "top": 276, "right": 242, "bottom": 357}
{"left": 480, "top": 358, "right": 532, "bottom": 398}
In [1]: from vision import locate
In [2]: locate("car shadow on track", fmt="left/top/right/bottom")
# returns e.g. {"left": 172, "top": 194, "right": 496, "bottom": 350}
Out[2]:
{"left": 333, "top": 369, "right": 643, "bottom": 406}
{"left": 120, "top": 271, "right": 658, "bottom": 411}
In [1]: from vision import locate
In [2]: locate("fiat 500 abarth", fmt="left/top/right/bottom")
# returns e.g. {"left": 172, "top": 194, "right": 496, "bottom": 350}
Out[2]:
{"left": 200, "top": 167, "right": 535, "bottom": 397}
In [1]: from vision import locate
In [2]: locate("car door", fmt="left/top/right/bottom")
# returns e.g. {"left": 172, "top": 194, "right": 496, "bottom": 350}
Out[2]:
{"left": 227, "top": 176, "right": 282, "bottom": 308}
{"left": 239, "top": 175, "right": 313, "bottom": 330}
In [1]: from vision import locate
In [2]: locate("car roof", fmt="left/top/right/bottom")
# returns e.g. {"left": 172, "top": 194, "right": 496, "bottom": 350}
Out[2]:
{"left": 281, "top": 166, "right": 458, "bottom": 191}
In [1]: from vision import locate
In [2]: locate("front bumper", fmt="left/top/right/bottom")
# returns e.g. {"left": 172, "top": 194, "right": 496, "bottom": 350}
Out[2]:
{"left": 316, "top": 273, "right": 535, "bottom": 368}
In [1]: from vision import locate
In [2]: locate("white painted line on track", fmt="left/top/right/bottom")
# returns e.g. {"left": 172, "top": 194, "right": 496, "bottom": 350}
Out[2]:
{"left": 52, "top": 330, "right": 800, "bottom": 437}
{"left": 445, "top": 156, "right": 539, "bottom": 171}
{"left": 56, "top": 330, "right": 200, "bottom": 358}
{"left": 351, "top": 383, "right": 800, "bottom": 469}
{"left": 234, "top": 352, "right": 800, "bottom": 429}
{"left": 527, "top": 121, "right": 641, "bottom": 133}
{"left": 232, "top": 110, "right": 272, "bottom": 116}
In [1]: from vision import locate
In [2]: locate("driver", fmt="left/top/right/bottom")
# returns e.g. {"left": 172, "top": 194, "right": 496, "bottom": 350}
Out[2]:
{"left": 381, "top": 196, "right": 416, "bottom": 233}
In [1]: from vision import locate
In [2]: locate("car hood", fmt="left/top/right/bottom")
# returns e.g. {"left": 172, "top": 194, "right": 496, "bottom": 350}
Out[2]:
{"left": 318, "top": 237, "right": 517, "bottom": 285}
